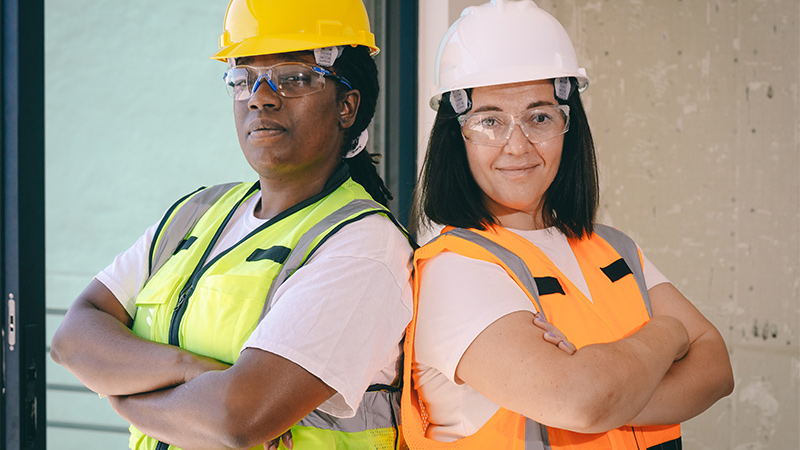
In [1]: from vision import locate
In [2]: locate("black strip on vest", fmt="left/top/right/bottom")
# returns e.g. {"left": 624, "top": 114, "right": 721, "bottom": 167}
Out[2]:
{"left": 534, "top": 277, "right": 565, "bottom": 296}
{"left": 173, "top": 236, "right": 197, "bottom": 255}
{"left": 646, "top": 437, "right": 682, "bottom": 450}
{"left": 247, "top": 246, "right": 291, "bottom": 264}
{"left": 601, "top": 258, "right": 633, "bottom": 282}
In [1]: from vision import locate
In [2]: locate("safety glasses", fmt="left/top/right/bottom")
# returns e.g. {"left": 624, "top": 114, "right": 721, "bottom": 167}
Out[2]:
{"left": 458, "top": 105, "right": 570, "bottom": 147}
{"left": 223, "top": 62, "right": 353, "bottom": 101}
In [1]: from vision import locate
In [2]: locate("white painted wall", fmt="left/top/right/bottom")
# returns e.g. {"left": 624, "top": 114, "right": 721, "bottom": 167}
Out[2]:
{"left": 418, "top": 1, "right": 800, "bottom": 448}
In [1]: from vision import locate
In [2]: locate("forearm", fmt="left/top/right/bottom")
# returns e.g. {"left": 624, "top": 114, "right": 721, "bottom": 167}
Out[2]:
{"left": 109, "top": 349, "right": 334, "bottom": 450}
{"left": 628, "top": 329, "right": 734, "bottom": 425}
{"left": 559, "top": 315, "right": 689, "bottom": 432}
{"left": 52, "top": 307, "right": 194, "bottom": 395}
{"left": 459, "top": 312, "right": 688, "bottom": 434}
{"left": 110, "top": 371, "right": 250, "bottom": 450}
{"left": 50, "top": 281, "right": 225, "bottom": 396}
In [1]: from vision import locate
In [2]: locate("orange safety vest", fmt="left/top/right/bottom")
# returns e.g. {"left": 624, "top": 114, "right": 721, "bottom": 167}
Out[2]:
{"left": 402, "top": 224, "right": 681, "bottom": 450}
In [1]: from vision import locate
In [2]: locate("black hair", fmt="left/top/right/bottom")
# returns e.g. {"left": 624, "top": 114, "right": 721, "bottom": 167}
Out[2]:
{"left": 411, "top": 79, "right": 598, "bottom": 239}
{"left": 331, "top": 45, "right": 393, "bottom": 207}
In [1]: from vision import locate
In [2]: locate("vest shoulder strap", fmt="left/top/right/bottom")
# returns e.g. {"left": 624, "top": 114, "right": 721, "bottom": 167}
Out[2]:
{"left": 439, "top": 225, "right": 651, "bottom": 320}
{"left": 148, "top": 182, "right": 240, "bottom": 280}
{"left": 260, "top": 198, "right": 414, "bottom": 320}
{"left": 592, "top": 224, "right": 652, "bottom": 316}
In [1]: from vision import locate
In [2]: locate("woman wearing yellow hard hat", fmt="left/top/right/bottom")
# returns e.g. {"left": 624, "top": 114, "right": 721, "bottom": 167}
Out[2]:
{"left": 51, "top": 1, "right": 413, "bottom": 449}
{"left": 402, "top": 1, "right": 733, "bottom": 449}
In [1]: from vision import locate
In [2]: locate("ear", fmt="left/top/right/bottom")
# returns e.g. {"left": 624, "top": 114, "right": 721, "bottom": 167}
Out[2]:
{"left": 338, "top": 89, "right": 360, "bottom": 129}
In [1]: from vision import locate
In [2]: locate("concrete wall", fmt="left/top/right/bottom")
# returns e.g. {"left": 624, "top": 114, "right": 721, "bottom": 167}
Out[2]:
{"left": 419, "top": 1, "right": 800, "bottom": 448}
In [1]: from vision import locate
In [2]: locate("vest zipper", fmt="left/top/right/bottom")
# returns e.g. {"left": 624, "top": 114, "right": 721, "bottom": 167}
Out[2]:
{"left": 166, "top": 184, "right": 259, "bottom": 347}
{"left": 163, "top": 170, "right": 353, "bottom": 347}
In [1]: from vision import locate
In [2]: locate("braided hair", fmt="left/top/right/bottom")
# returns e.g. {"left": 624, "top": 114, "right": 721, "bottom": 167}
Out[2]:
{"left": 331, "top": 45, "right": 393, "bottom": 207}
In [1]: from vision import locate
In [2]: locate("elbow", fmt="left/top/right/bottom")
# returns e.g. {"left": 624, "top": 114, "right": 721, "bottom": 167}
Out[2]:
{"left": 542, "top": 381, "right": 629, "bottom": 434}
{"left": 718, "top": 365, "right": 735, "bottom": 399}
{"left": 569, "top": 389, "right": 627, "bottom": 433}
{"left": 215, "top": 404, "right": 282, "bottom": 449}
{"left": 49, "top": 329, "right": 69, "bottom": 366}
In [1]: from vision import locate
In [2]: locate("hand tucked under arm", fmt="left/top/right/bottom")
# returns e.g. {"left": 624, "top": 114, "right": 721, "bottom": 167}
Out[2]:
{"left": 108, "top": 347, "right": 335, "bottom": 450}
{"left": 627, "top": 283, "right": 734, "bottom": 425}
{"left": 50, "top": 279, "right": 229, "bottom": 396}
{"left": 532, "top": 313, "right": 577, "bottom": 355}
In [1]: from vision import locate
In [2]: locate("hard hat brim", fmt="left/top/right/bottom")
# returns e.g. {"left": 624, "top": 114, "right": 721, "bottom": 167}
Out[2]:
{"left": 211, "top": 35, "right": 379, "bottom": 61}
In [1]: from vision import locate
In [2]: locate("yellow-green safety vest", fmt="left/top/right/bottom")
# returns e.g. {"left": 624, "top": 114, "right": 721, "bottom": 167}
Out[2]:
{"left": 129, "top": 168, "right": 410, "bottom": 450}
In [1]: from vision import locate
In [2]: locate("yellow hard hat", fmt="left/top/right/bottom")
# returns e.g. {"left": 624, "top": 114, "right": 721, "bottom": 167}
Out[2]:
{"left": 211, "top": 0, "right": 379, "bottom": 62}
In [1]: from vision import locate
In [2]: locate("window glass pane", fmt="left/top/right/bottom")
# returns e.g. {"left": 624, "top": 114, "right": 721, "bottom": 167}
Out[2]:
{"left": 45, "top": 1, "right": 250, "bottom": 447}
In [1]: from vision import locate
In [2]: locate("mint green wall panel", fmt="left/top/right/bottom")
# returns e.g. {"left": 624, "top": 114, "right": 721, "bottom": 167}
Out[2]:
{"left": 45, "top": 1, "right": 253, "bottom": 447}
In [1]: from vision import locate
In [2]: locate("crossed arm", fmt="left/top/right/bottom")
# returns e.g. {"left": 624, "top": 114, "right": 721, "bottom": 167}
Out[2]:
{"left": 455, "top": 283, "right": 732, "bottom": 434}
{"left": 627, "top": 282, "right": 734, "bottom": 425}
{"left": 50, "top": 280, "right": 333, "bottom": 449}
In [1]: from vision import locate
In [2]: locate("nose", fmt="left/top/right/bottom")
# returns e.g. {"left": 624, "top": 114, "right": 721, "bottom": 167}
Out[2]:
{"left": 503, "top": 123, "right": 532, "bottom": 155}
{"left": 247, "top": 74, "right": 282, "bottom": 110}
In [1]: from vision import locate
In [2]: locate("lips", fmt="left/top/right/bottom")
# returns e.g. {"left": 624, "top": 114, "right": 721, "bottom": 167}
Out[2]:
{"left": 247, "top": 118, "right": 287, "bottom": 137}
{"left": 497, "top": 162, "right": 539, "bottom": 173}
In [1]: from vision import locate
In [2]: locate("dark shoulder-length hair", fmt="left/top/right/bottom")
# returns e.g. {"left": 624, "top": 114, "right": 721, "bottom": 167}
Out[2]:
{"left": 411, "top": 80, "right": 599, "bottom": 239}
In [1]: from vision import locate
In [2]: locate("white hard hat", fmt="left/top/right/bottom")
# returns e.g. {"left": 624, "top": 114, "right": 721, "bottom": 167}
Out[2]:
{"left": 431, "top": 0, "right": 589, "bottom": 110}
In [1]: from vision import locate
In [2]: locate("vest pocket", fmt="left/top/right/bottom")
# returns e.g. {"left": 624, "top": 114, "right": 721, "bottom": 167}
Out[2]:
{"left": 132, "top": 273, "right": 185, "bottom": 343}
{"left": 180, "top": 274, "right": 269, "bottom": 364}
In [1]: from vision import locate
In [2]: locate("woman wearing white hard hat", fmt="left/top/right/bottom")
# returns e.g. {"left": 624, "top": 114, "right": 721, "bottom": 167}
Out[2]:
{"left": 402, "top": 1, "right": 733, "bottom": 449}
{"left": 51, "top": 1, "right": 414, "bottom": 449}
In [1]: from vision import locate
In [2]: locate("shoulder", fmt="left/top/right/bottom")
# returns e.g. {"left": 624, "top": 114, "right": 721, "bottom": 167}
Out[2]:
{"left": 312, "top": 212, "right": 413, "bottom": 266}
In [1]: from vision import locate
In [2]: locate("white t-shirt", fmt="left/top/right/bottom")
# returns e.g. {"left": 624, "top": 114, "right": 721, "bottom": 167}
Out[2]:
{"left": 96, "top": 192, "right": 414, "bottom": 418}
{"left": 413, "top": 227, "right": 669, "bottom": 442}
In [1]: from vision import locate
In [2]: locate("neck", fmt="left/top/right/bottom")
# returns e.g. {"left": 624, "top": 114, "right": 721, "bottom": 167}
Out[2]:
{"left": 495, "top": 212, "right": 548, "bottom": 230}
{"left": 254, "top": 162, "right": 345, "bottom": 220}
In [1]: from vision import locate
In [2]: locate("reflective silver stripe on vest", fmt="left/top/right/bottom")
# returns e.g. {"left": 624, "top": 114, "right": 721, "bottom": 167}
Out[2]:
{"left": 297, "top": 389, "right": 400, "bottom": 432}
{"left": 524, "top": 419, "right": 551, "bottom": 450}
{"left": 150, "top": 182, "right": 240, "bottom": 277}
{"left": 260, "top": 198, "right": 385, "bottom": 320}
{"left": 593, "top": 224, "right": 652, "bottom": 317}
{"left": 439, "top": 228, "right": 547, "bottom": 317}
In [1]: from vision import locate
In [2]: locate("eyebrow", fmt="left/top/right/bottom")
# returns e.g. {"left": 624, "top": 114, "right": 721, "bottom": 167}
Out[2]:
{"left": 472, "top": 100, "right": 556, "bottom": 113}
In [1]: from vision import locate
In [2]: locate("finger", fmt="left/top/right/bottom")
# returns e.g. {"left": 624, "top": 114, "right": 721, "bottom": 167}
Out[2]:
{"left": 533, "top": 314, "right": 553, "bottom": 332}
{"left": 282, "top": 430, "right": 294, "bottom": 449}
{"left": 544, "top": 331, "right": 562, "bottom": 345}
{"left": 557, "top": 339, "right": 577, "bottom": 355}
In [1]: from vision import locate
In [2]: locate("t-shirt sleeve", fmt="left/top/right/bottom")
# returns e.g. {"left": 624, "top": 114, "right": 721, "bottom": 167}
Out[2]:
{"left": 94, "top": 223, "right": 158, "bottom": 319}
{"left": 638, "top": 247, "right": 671, "bottom": 290}
{"left": 241, "top": 214, "right": 413, "bottom": 418}
{"left": 414, "top": 251, "right": 536, "bottom": 384}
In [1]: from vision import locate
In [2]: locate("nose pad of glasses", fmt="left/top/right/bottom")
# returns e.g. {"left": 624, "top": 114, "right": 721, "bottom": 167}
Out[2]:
{"left": 252, "top": 73, "right": 279, "bottom": 97}
{"left": 507, "top": 122, "right": 532, "bottom": 144}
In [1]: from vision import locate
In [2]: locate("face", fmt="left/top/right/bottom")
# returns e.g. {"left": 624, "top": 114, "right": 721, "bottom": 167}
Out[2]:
{"left": 464, "top": 80, "right": 564, "bottom": 230}
{"left": 233, "top": 52, "right": 359, "bottom": 184}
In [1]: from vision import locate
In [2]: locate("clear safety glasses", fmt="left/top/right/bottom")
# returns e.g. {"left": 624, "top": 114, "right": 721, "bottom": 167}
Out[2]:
{"left": 458, "top": 105, "right": 571, "bottom": 147}
{"left": 223, "top": 62, "right": 353, "bottom": 101}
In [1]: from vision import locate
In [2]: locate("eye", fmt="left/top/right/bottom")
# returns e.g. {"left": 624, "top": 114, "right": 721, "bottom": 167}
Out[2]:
{"left": 476, "top": 115, "right": 504, "bottom": 129}
{"left": 529, "top": 112, "right": 554, "bottom": 125}
{"left": 279, "top": 71, "right": 314, "bottom": 85}
{"left": 225, "top": 68, "right": 253, "bottom": 87}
